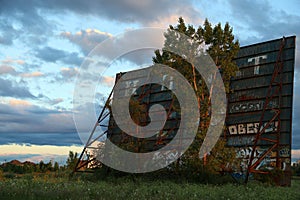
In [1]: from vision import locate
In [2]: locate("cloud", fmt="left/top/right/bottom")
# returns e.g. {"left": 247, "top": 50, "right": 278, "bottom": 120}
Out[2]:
{"left": 36, "top": 47, "right": 67, "bottom": 62}
{"left": 0, "top": 0, "right": 55, "bottom": 46}
{"left": 60, "top": 67, "right": 79, "bottom": 78}
{"left": 63, "top": 28, "right": 160, "bottom": 68}
{"left": 48, "top": 98, "right": 64, "bottom": 105}
{"left": 0, "top": 78, "right": 35, "bottom": 98}
{"left": 228, "top": 0, "right": 300, "bottom": 44}
{"left": 35, "top": 47, "right": 82, "bottom": 66}
{"left": 53, "top": 67, "right": 79, "bottom": 83}
{"left": 101, "top": 76, "right": 114, "bottom": 87}
{"left": 37, "top": 94, "right": 64, "bottom": 106}
{"left": 2, "top": 58, "right": 25, "bottom": 65}
{"left": 0, "top": 144, "right": 84, "bottom": 164}
{"left": 1, "top": 0, "right": 201, "bottom": 45}
{"left": 20, "top": 71, "right": 44, "bottom": 78}
{"left": 61, "top": 29, "right": 112, "bottom": 55}
{"left": 0, "top": 20, "right": 19, "bottom": 45}
{"left": 0, "top": 102, "right": 76, "bottom": 133}
{"left": 9, "top": 99, "right": 31, "bottom": 106}
{"left": 33, "top": 0, "right": 200, "bottom": 25}
{"left": 0, "top": 65, "right": 17, "bottom": 75}
{"left": 292, "top": 149, "right": 300, "bottom": 161}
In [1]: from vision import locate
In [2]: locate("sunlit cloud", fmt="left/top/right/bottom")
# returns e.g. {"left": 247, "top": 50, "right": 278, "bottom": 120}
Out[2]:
{"left": 9, "top": 99, "right": 32, "bottom": 106}
{"left": 0, "top": 143, "right": 83, "bottom": 156}
{"left": 292, "top": 149, "right": 300, "bottom": 160}
{"left": 2, "top": 57, "right": 25, "bottom": 65}
{"left": 20, "top": 71, "right": 44, "bottom": 78}
{"left": 101, "top": 76, "right": 114, "bottom": 87}
{"left": 60, "top": 67, "right": 79, "bottom": 77}
{"left": 61, "top": 29, "right": 112, "bottom": 55}
{"left": 146, "top": 13, "right": 202, "bottom": 28}
{"left": 0, "top": 65, "right": 17, "bottom": 75}
{"left": 0, "top": 144, "right": 83, "bottom": 164}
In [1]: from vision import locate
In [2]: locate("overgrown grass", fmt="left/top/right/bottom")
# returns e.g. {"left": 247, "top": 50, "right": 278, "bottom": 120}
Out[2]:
{"left": 0, "top": 174, "right": 299, "bottom": 200}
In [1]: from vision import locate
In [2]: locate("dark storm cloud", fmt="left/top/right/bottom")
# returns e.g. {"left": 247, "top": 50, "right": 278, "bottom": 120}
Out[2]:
{"left": 0, "top": 78, "right": 35, "bottom": 98}
{"left": 0, "top": 102, "right": 77, "bottom": 133}
{"left": 35, "top": 47, "right": 82, "bottom": 66}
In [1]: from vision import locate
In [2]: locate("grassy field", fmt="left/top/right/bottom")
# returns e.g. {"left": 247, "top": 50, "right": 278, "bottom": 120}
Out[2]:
{"left": 0, "top": 175, "right": 299, "bottom": 200}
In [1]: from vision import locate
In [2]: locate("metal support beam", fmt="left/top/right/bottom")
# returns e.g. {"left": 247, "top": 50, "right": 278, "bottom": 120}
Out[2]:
{"left": 245, "top": 37, "right": 286, "bottom": 184}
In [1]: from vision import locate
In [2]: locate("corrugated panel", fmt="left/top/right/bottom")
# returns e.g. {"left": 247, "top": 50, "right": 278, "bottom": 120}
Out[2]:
{"left": 234, "top": 60, "right": 294, "bottom": 79}
{"left": 231, "top": 72, "right": 294, "bottom": 90}
{"left": 235, "top": 48, "right": 295, "bottom": 69}
{"left": 228, "top": 96, "right": 292, "bottom": 114}
{"left": 236, "top": 37, "right": 295, "bottom": 58}
{"left": 229, "top": 84, "right": 293, "bottom": 102}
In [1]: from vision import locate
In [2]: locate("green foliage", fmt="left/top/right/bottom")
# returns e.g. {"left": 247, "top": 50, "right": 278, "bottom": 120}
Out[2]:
{"left": 3, "top": 172, "right": 16, "bottom": 179}
{"left": 254, "top": 168, "right": 286, "bottom": 186}
{"left": 153, "top": 17, "right": 240, "bottom": 93}
{"left": 54, "top": 162, "right": 59, "bottom": 172}
{"left": 153, "top": 17, "right": 240, "bottom": 175}
{"left": 66, "top": 151, "right": 78, "bottom": 171}
{"left": 38, "top": 160, "right": 53, "bottom": 173}
{"left": 0, "top": 162, "right": 36, "bottom": 174}
{"left": 0, "top": 176, "right": 299, "bottom": 200}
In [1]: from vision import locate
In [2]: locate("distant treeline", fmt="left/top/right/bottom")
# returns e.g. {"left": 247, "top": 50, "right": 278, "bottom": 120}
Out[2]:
{"left": 0, "top": 160, "right": 63, "bottom": 174}
{"left": 0, "top": 151, "right": 77, "bottom": 174}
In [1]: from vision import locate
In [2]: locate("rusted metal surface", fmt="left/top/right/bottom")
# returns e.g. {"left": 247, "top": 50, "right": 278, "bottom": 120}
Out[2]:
{"left": 107, "top": 78, "right": 180, "bottom": 153}
{"left": 226, "top": 36, "right": 296, "bottom": 186}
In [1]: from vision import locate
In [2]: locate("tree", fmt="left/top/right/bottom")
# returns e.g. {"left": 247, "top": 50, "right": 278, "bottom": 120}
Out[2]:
{"left": 39, "top": 161, "right": 46, "bottom": 173}
{"left": 54, "top": 162, "right": 59, "bottom": 172}
{"left": 153, "top": 17, "right": 239, "bottom": 175}
{"left": 66, "top": 151, "right": 78, "bottom": 171}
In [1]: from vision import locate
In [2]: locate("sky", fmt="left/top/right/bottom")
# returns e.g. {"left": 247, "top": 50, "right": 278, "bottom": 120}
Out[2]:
{"left": 0, "top": 0, "right": 299, "bottom": 164}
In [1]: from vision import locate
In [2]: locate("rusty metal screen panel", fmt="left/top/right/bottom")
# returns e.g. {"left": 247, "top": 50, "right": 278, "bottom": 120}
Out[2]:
{"left": 105, "top": 36, "right": 295, "bottom": 186}
{"left": 107, "top": 71, "right": 180, "bottom": 153}
{"left": 225, "top": 36, "right": 296, "bottom": 185}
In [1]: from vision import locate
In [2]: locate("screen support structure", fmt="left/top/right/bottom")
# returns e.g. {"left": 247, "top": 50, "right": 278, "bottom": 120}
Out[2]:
{"left": 245, "top": 37, "right": 286, "bottom": 185}
{"left": 73, "top": 87, "right": 114, "bottom": 173}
